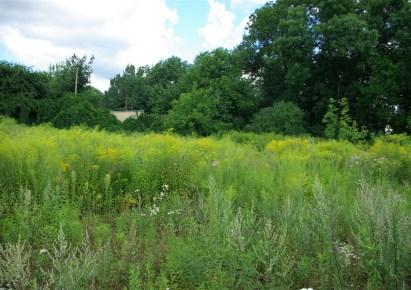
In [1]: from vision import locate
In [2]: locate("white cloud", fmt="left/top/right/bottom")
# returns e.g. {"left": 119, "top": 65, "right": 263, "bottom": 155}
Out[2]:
{"left": 0, "top": 0, "right": 179, "bottom": 91}
{"left": 199, "top": 0, "right": 246, "bottom": 50}
{"left": 0, "top": 26, "right": 83, "bottom": 70}
{"left": 90, "top": 75, "right": 110, "bottom": 93}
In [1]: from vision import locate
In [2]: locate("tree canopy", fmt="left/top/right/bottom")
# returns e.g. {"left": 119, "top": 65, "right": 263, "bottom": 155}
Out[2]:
{"left": 238, "top": 0, "right": 411, "bottom": 134}
{"left": 1, "top": 0, "right": 410, "bottom": 137}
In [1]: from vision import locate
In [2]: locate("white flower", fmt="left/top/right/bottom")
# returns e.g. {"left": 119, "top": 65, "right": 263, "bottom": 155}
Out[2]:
{"left": 162, "top": 184, "right": 169, "bottom": 191}
{"left": 167, "top": 209, "right": 181, "bottom": 215}
{"left": 39, "top": 248, "right": 48, "bottom": 254}
{"left": 211, "top": 160, "right": 219, "bottom": 167}
{"left": 149, "top": 204, "right": 160, "bottom": 216}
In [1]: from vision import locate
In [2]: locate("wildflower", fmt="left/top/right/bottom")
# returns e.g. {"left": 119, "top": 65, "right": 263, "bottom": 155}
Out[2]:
{"left": 149, "top": 204, "right": 160, "bottom": 216}
{"left": 39, "top": 248, "right": 48, "bottom": 254}
{"left": 350, "top": 155, "right": 361, "bottom": 165}
{"left": 211, "top": 160, "right": 219, "bottom": 167}
{"left": 374, "top": 157, "right": 384, "bottom": 165}
{"left": 61, "top": 162, "right": 69, "bottom": 172}
{"left": 162, "top": 184, "right": 169, "bottom": 191}
{"left": 167, "top": 209, "right": 181, "bottom": 215}
{"left": 333, "top": 241, "right": 359, "bottom": 266}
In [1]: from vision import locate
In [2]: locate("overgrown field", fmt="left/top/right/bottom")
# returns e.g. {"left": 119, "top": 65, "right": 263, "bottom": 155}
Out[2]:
{"left": 0, "top": 117, "right": 410, "bottom": 289}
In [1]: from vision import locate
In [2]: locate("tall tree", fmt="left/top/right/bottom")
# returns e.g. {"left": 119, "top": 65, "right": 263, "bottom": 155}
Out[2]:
{"left": 238, "top": 0, "right": 410, "bottom": 134}
{"left": 104, "top": 65, "right": 150, "bottom": 111}
{"left": 178, "top": 48, "right": 257, "bottom": 130}
{"left": 146, "top": 56, "right": 189, "bottom": 114}
{"left": 167, "top": 86, "right": 229, "bottom": 136}
{"left": 48, "top": 54, "right": 94, "bottom": 98}
{"left": 0, "top": 61, "right": 49, "bottom": 123}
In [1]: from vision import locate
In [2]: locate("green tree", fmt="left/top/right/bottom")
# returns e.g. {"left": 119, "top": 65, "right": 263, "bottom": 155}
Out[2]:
{"left": 0, "top": 61, "right": 49, "bottom": 124}
{"left": 48, "top": 54, "right": 94, "bottom": 98}
{"left": 104, "top": 65, "right": 150, "bottom": 111}
{"left": 238, "top": 0, "right": 410, "bottom": 134}
{"left": 167, "top": 87, "right": 229, "bottom": 136}
{"left": 104, "top": 57, "right": 188, "bottom": 115}
{"left": 180, "top": 48, "right": 257, "bottom": 130}
{"left": 146, "top": 56, "right": 189, "bottom": 114}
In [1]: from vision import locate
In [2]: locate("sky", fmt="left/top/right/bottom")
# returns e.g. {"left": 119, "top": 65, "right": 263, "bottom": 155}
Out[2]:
{"left": 0, "top": 0, "right": 267, "bottom": 92}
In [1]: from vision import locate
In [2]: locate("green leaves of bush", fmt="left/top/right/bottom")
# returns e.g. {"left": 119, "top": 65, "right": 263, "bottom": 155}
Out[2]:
{"left": 246, "top": 101, "right": 306, "bottom": 135}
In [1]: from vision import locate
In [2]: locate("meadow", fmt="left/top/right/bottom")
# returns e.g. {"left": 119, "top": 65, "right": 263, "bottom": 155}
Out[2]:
{"left": 0, "top": 116, "right": 410, "bottom": 289}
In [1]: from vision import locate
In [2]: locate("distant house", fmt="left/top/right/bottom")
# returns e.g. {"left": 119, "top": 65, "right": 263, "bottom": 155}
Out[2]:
{"left": 111, "top": 111, "right": 136, "bottom": 122}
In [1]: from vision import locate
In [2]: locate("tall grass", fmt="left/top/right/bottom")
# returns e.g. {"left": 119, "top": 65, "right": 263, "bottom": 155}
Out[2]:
{"left": 0, "top": 117, "right": 410, "bottom": 289}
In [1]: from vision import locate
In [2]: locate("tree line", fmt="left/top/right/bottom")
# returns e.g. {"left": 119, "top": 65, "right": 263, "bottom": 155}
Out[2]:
{"left": 1, "top": 0, "right": 410, "bottom": 137}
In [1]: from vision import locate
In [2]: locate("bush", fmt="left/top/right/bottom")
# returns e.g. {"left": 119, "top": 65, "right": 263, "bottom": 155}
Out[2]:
{"left": 322, "top": 98, "right": 368, "bottom": 143}
{"left": 122, "top": 113, "right": 164, "bottom": 133}
{"left": 246, "top": 101, "right": 306, "bottom": 135}
{"left": 51, "top": 93, "right": 120, "bottom": 130}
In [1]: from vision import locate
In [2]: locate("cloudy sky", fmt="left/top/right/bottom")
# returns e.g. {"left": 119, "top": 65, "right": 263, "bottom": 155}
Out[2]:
{"left": 0, "top": 0, "right": 266, "bottom": 92}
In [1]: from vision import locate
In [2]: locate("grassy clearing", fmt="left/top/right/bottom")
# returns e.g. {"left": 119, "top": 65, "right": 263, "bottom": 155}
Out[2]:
{"left": 0, "top": 117, "right": 410, "bottom": 289}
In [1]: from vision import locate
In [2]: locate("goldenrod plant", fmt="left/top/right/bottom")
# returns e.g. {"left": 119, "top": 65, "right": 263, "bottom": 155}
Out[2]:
{"left": 0, "top": 117, "right": 410, "bottom": 289}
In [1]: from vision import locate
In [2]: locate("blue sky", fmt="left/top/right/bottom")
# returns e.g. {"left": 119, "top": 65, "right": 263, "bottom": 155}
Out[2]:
{"left": 0, "top": 0, "right": 266, "bottom": 91}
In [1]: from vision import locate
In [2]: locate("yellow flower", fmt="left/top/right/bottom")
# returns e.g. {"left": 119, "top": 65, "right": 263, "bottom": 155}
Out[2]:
{"left": 61, "top": 162, "right": 70, "bottom": 172}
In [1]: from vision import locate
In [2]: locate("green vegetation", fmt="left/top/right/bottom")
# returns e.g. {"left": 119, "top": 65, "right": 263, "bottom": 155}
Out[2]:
{"left": 1, "top": 118, "right": 410, "bottom": 289}
{"left": 1, "top": 0, "right": 410, "bottom": 136}
{"left": 246, "top": 101, "right": 306, "bottom": 135}
{"left": 1, "top": 1, "right": 410, "bottom": 288}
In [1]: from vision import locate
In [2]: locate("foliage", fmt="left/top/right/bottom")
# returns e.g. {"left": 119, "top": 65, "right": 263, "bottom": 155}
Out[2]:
{"left": 167, "top": 87, "right": 230, "bottom": 136}
{"left": 51, "top": 93, "right": 120, "bottom": 130}
{"left": 238, "top": 0, "right": 411, "bottom": 133}
{"left": 0, "top": 61, "right": 49, "bottom": 124}
{"left": 146, "top": 56, "right": 189, "bottom": 114}
{"left": 104, "top": 57, "right": 188, "bottom": 113}
{"left": 121, "top": 113, "right": 165, "bottom": 133}
{"left": 323, "top": 98, "right": 368, "bottom": 143}
{"left": 178, "top": 48, "right": 257, "bottom": 130}
{"left": 246, "top": 101, "right": 306, "bottom": 135}
{"left": 48, "top": 53, "right": 94, "bottom": 98}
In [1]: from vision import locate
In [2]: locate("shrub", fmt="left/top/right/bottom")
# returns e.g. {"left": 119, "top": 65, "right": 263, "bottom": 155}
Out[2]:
{"left": 122, "top": 113, "right": 164, "bottom": 133}
{"left": 322, "top": 98, "right": 368, "bottom": 143}
{"left": 246, "top": 101, "right": 306, "bottom": 135}
{"left": 52, "top": 93, "right": 120, "bottom": 130}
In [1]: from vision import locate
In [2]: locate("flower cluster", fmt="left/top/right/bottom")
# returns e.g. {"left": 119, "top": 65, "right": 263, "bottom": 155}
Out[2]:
{"left": 350, "top": 155, "right": 361, "bottom": 165}
{"left": 149, "top": 204, "right": 160, "bottom": 217}
{"left": 334, "top": 241, "right": 360, "bottom": 267}
{"left": 142, "top": 184, "right": 182, "bottom": 217}
{"left": 167, "top": 209, "right": 181, "bottom": 215}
